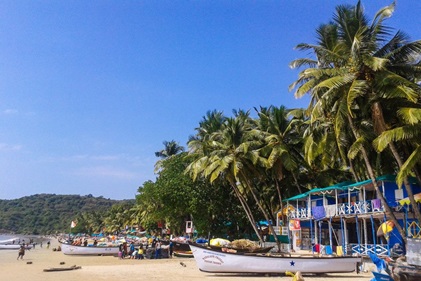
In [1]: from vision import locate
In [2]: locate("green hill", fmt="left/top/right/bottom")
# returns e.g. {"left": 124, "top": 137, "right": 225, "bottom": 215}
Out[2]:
{"left": 0, "top": 194, "right": 132, "bottom": 234}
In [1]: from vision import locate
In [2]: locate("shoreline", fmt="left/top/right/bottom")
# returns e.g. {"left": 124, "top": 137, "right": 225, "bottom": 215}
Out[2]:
{"left": 0, "top": 238, "right": 375, "bottom": 281}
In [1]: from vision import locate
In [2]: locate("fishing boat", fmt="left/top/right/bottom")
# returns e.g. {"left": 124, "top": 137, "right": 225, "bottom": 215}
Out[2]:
{"left": 0, "top": 244, "right": 32, "bottom": 250}
{"left": 188, "top": 242, "right": 361, "bottom": 274}
{"left": 60, "top": 243, "right": 119, "bottom": 256}
{"left": 173, "top": 241, "right": 191, "bottom": 252}
{"left": 0, "top": 237, "right": 20, "bottom": 245}
{"left": 208, "top": 244, "right": 273, "bottom": 254}
{"left": 174, "top": 251, "right": 194, "bottom": 258}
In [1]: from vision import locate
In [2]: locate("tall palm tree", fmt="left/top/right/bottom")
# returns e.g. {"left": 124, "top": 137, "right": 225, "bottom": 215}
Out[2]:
{"left": 155, "top": 140, "right": 185, "bottom": 158}
{"left": 289, "top": 1, "right": 421, "bottom": 238}
{"left": 154, "top": 140, "right": 185, "bottom": 172}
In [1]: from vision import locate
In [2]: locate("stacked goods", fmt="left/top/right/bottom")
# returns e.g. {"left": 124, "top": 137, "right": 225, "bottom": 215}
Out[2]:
{"left": 229, "top": 239, "right": 259, "bottom": 251}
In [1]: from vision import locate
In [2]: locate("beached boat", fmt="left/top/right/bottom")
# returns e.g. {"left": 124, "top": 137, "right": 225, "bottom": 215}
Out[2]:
{"left": 173, "top": 241, "right": 191, "bottom": 252}
{"left": 188, "top": 242, "right": 361, "bottom": 274}
{"left": 60, "top": 243, "right": 119, "bottom": 256}
{"left": 0, "top": 237, "right": 20, "bottom": 245}
{"left": 0, "top": 244, "right": 33, "bottom": 250}
{"left": 208, "top": 244, "right": 273, "bottom": 254}
{"left": 174, "top": 251, "right": 194, "bottom": 258}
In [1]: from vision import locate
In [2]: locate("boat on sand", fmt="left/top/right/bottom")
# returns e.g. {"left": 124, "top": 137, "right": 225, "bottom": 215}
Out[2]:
{"left": 188, "top": 242, "right": 361, "bottom": 274}
{"left": 0, "top": 244, "right": 33, "bottom": 250}
{"left": 60, "top": 243, "right": 119, "bottom": 256}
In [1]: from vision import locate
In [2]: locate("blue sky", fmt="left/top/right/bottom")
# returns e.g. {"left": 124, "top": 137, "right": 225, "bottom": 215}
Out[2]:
{"left": 1, "top": 1, "right": 420, "bottom": 200}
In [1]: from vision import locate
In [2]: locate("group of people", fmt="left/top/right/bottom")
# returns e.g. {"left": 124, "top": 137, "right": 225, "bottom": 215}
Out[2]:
{"left": 71, "top": 237, "right": 97, "bottom": 247}
{"left": 118, "top": 242, "right": 145, "bottom": 260}
{"left": 16, "top": 240, "right": 50, "bottom": 260}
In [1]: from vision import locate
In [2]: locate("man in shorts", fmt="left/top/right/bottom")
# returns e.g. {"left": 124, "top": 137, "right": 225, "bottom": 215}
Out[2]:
{"left": 17, "top": 244, "right": 25, "bottom": 260}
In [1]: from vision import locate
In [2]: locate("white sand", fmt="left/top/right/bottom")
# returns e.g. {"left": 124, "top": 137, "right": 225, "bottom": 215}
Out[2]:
{"left": 0, "top": 238, "right": 375, "bottom": 281}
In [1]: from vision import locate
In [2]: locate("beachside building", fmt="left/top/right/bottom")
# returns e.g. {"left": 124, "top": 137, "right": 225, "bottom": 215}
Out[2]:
{"left": 279, "top": 175, "right": 421, "bottom": 256}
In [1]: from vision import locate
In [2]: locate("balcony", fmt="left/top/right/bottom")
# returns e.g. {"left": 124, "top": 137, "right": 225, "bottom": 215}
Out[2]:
{"left": 287, "top": 199, "right": 384, "bottom": 220}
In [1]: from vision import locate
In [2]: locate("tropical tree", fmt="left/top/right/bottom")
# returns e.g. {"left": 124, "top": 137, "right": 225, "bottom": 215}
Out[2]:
{"left": 154, "top": 140, "right": 185, "bottom": 173}
{"left": 289, "top": 1, "right": 421, "bottom": 239}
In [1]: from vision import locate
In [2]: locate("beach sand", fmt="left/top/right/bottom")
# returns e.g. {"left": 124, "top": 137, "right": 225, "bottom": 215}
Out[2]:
{"left": 0, "top": 238, "right": 375, "bottom": 281}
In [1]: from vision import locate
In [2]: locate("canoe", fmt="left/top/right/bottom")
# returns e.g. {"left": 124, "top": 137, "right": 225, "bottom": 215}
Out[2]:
{"left": 174, "top": 251, "right": 194, "bottom": 258}
{"left": 188, "top": 242, "right": 361, "bottom": 274}
{"left": 60, "top": 243, "right": 119, "bottom": 256}
{"left": 44, "top": 265, "right": 82, "bottom": 272}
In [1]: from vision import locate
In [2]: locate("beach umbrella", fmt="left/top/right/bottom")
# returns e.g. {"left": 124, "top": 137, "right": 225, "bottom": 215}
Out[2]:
{"left": 377, "top": 221, "right": 394, "bottom": 238}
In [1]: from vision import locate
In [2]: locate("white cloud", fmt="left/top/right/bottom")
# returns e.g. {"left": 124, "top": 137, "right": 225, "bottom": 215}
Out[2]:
{"left": 0, "top": 143, "right": 22, "bottom": 151}
{"left": 2, "top": 109, "right": 18, "bottom": 115}
{"left": 72, "top": 166, "right": 138, "bottom": 180}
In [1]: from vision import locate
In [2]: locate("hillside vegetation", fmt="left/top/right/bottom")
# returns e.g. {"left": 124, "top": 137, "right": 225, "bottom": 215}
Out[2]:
{"left": 0, "top": 194, "right": 132, "bottom": 234}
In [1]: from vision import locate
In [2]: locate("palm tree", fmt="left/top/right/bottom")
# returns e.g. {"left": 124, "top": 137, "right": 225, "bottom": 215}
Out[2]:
{"left": 187, "top": 113, "right": 264, "bottom": 243}
{"left": 289, "top": 1, "right": 421, "bottom": 238}
{"left": 154, "top": 140, "right": 185, "bottom": 172}
{"left": 155, "top": 140, "right": 185, "bottom": 159}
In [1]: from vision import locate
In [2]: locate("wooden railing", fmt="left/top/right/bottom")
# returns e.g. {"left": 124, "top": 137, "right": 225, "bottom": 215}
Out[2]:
{"left": 287, "top": 199, "right": 384, "bottom": 219}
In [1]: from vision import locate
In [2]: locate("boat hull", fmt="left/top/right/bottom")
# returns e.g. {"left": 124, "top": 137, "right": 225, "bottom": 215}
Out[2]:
{"left": 61, "top": 243, "right": 119, "bottom": 256}
{"left": 189, "top": 243, "right": 361, "bottom": 274}
{"left": 0, "top": 244, "right": 33, "bottom": 250}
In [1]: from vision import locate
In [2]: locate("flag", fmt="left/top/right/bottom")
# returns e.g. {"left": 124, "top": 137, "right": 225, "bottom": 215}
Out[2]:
{"left": 71, "top": 221, "right": 77, "bottom": 228}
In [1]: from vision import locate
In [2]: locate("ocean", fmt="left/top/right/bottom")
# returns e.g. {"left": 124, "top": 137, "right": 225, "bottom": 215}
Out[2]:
{"left": 0, "top": 234, "right": 49, "bottom": 244}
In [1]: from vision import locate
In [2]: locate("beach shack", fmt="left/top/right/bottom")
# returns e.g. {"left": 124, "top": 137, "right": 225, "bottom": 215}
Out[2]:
{"left": 280, "top": 175, "right": 421, "bottom": 256}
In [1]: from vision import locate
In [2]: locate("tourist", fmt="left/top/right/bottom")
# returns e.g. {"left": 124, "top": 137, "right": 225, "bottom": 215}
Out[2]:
{"left": 138, "top": 246, "right": 144, "bottom": 259}
{"left": 17, "top": 244, "right": 25, "bottom": 260}
{"left": 47, "top": 241, "right": 50, "bottom": 249}
{"left": 129, "top": 242, "right": 135, "bottom": 256}
{"left": 169, "top": 240, "right": 174, "bottom": 258}
{"left": 131, "top": 249, "right": 138, "bottom": 259}
{"left": 118, "top": 243, "right": 124, "bottom": 259}
{"left": 155, "top": 239, "right": 161, "bottom": 259}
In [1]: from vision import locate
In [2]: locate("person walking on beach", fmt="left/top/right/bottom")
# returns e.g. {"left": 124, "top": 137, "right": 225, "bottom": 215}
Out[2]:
{"left": 154, "top": 239, "right": 161, "bottom": 259}
{"left": 47, "top": 240, "right": 50, "bottom": 249}
{"left": 17, "top": 244, "right": 25, "bottom": 260}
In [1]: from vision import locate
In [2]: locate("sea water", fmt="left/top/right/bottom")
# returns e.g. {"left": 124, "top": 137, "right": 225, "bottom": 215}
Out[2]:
{"left": 0, "top": 234, "right": 49, "bottom": 245}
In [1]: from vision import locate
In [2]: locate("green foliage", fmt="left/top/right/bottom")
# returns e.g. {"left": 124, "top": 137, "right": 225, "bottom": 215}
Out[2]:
{"left": 0, "top": 194, "right": 133, "bottom": 234}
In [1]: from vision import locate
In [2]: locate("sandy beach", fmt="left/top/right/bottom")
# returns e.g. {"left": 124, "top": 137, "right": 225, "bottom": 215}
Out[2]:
{"left": 0, "top": 238, "right": 375, "bottom": 281}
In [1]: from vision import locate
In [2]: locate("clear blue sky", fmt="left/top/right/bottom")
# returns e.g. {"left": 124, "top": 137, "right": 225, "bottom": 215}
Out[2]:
{"left": 1, "top": 1, "right": 420, "bottom": 200}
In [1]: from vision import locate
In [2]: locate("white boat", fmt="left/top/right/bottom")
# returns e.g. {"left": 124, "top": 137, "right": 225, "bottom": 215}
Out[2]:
{"left": 0, "top": 244, "right": 33, "bottom": 250}
{"left": 0, "top": 237, "right": 20, "bottom": 245}
{"left": 189, "top": 243, "right": 361, "bottom": 274}
{"left": 60, "top": 243, "right": 119, "bottom": 256}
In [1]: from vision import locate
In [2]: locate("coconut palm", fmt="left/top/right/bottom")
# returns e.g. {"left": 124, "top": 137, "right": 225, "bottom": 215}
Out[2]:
{"left": 187, "top": 112, "right": 264, "bottom": 243}
{"left": 289, "top": 1, "right": 421, "bottom": 238}
{"left": 154, "top": 140, "right": 185, "bottom": 172}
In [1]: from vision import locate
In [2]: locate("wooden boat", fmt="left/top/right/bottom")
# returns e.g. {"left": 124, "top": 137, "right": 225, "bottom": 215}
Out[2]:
{"left": 173, "top": 241, "right": 191, "bottom": 252}
{"left": 188, "top": 242, "right": 361, "bottom": 274}
{"left": 174, "top": 251, "right": 194, "bottom": 258}
{"left": 44, "top": 265, "right": 82, "bottom": 272}
{"left": 60, "top": 243, "right": 119, "bottom": 256}
{"left": 209, "top": 244, "right": 273, "bottom": 254}
{"left": 0, "top": 237, "right": 20, "bottom": 245}
{"left": 0, "top": 244, "right": 33, "bottom": 250}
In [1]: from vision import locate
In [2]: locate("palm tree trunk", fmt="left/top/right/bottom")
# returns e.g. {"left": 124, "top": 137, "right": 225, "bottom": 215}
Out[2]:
{"left": 240, "top": 172, "right": 281, "bottom": 252}
{"left": 274, "top": 179, "right": 285, "bottom": 225}
{"left": 347, "top": 113, "right": 407, "bottom": 242}
{"left": 228, "top": 178, "right": 264, "bottom": 244}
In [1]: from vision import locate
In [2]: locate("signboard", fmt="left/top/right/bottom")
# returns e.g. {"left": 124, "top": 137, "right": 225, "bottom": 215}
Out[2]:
{"left": 289, "top": 219, "right": 301, "bottom": 230}
{"left": 186, "top": 221, "right": 193, "bottom": 234}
